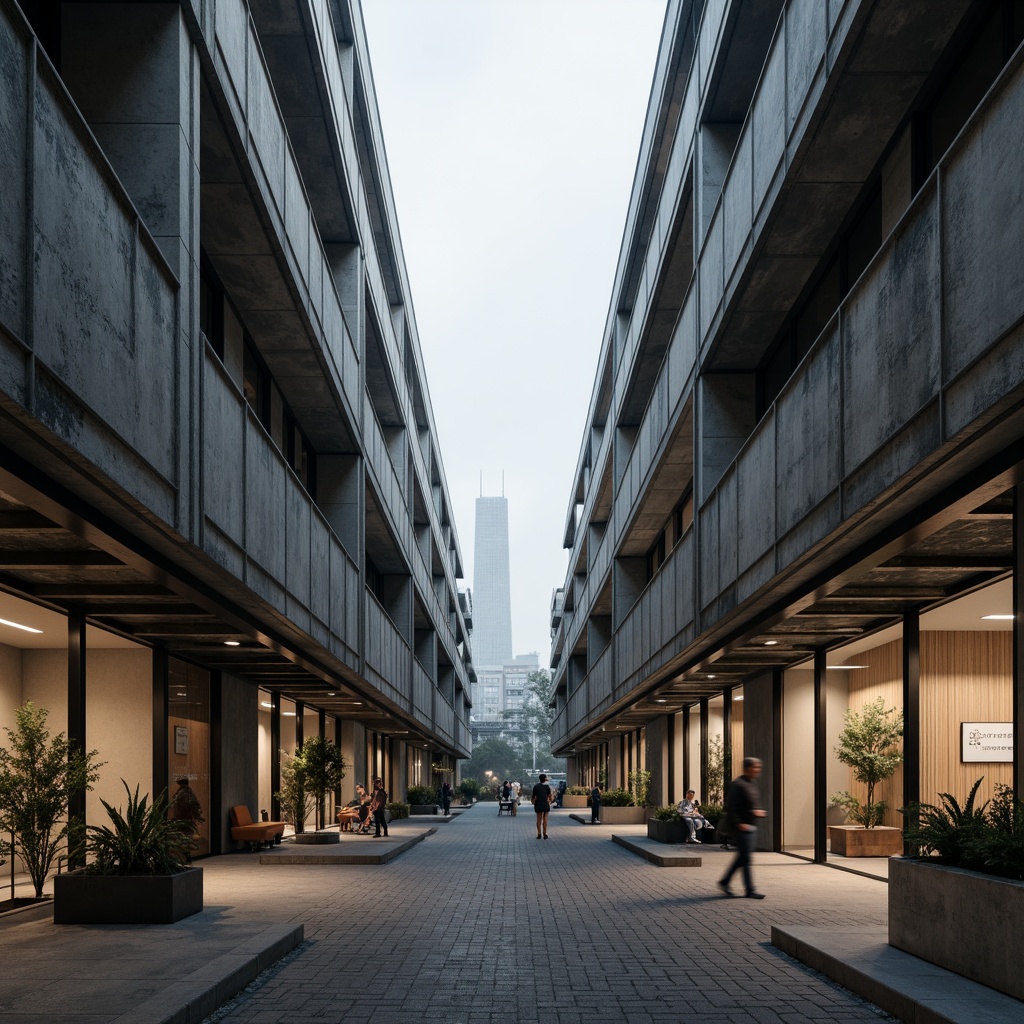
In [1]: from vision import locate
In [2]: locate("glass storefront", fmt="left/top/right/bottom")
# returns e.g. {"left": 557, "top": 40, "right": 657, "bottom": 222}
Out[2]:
{"left": 167, "top": 659, "right": 211, "bottom": 857}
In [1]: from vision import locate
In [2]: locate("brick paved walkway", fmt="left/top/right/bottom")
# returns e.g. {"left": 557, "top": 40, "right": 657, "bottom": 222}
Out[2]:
{"left": 205, "top": 806, "right": 893, "bottom": 1024}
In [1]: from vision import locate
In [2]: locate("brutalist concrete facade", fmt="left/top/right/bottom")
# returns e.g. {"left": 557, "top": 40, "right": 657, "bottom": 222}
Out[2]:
{"left": 551, "top": 0, "right": 1024, "bottom": 843}
{"left": 0, "top": 0, "right": 473, "bottom": 836}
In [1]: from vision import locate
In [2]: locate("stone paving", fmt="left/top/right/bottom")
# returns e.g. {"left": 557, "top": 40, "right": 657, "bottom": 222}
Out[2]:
{"left": 203, "top": 806, "right": 894, "bottom": 1024}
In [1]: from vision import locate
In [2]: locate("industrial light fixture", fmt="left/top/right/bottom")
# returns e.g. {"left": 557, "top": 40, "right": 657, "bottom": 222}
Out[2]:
{"left": 0, "top": 616, "right": 43, "bottom": 634}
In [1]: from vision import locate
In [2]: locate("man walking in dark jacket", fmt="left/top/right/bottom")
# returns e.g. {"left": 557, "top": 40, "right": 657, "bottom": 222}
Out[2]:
{"left": 718, "top": 757, "right": 766, "bottom": 899}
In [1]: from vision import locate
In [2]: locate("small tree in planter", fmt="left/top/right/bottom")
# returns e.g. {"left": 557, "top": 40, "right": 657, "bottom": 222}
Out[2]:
{"left": 0, "top": 703, "right": 101, "bottom": 898}
{"left": 297, "top": 736, "right": 346, "bottom": 831}
{"left": 831, "top": 696, "right": 904, "bottom": 828}
{"left": 276, "top": 751, "right": 315, "bottom": 834}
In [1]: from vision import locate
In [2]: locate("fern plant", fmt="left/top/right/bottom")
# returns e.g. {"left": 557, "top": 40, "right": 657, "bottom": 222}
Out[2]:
{"left": 653, "top": 805, "right": 681, "bottom": 821}
{"left": 901, "top": 777, "right": 989, "bottom": 867}
{"left": 86, "top": 781, "right": 196, "bottom": 875}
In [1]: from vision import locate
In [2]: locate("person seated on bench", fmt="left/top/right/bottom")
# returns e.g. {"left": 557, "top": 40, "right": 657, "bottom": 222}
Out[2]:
{"left": 677, "top": 790, "right": 712, "bottom": 844}
{"left": 337, "top": 784, "right": 368, "bottom": 831}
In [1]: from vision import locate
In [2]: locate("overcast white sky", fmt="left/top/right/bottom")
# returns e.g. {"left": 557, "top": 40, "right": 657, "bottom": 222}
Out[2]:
{"left": 360, "top": 1, "right": 667, "bottom": 667}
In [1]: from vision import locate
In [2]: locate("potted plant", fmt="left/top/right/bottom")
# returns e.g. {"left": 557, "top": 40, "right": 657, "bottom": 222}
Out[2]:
{"left": 407, "top": 785, "right": 438, "bottom": 815}
{"left": 53, "top": 781, "right": 202, "bottom": 924}
{"left": 0, "top": 702, "right": 101, "bottom": 900}
{"left": 598, "top": 787, "right": 645, "bottom": 825}
{"left": 890, "top": 779, "right": 1024, "bottom": 1000}
{"left": 829, "top": 697, "right": 904, "bottom": 856}
{"left": 298, "top": 736, "right": 346, "bottom": 832}
{"left": 648, "top": 806, "right": 690, "bottom": 843}
{"left": 277, "top": 750, "right": 315, "bottom": 836}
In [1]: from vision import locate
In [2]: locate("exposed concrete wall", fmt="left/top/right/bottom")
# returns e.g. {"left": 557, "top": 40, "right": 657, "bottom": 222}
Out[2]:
{"left": 219, "top": 673, "right": 258, "bottom": 853}
{"left": 645, "top": 715, "right": 669, "bottom": 808}
{"left": 742, "top": 673, "right": 774, "bottom": 851}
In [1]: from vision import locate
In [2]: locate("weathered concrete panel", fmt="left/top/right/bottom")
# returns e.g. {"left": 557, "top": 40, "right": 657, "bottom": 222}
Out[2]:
{"left": 245, "top": 419, "right": 287, "bottom": 580}
{"left": 698, "top": 498, "right": 720, "bottom": 609}
{"left": 776, "top": 329, "right": 840, "bottom": 535}
{"left": 842, "top": 192, "right": 940, "bottom": 472}
{"left": 717, "top": 466, "right": 738, "bottom": 598}
{"left": 247, "top": 42, "right": 286, "bottom": 213}
{"left": 0, "top": 11, "right": 28, "bottom": 338}
{"left": 723, "top": 131, "right": 751, "bottom": 279}
{"left": 777, "top": 489, "right": 841, "bottom": 569}
{"left": 944, "top": 323, "right": 1024, "bottom": 440}
{"left": 785, "top": 0, "right": 826, "bottom": 137}
{"left": 736, "top": 412, "right": 775, "bottom": 574}
{"left": 751, "top": 33, "right": 785, "bottom": 217}
{"left": 202, "top": 359, "right": 245, "bottom": 545}
{"left": 698, "top": 212, "right": 724, "bottom": 340}
{"left": 285, "top": 474, "right": 311, "bottom": 608}
{"left": 942, "top": 59, "right": 1024, "bottom": 379}
{"left": 844, "top": 403, "right": 941, "bottom": 517}
{"left": 284, "top": 155, "right": 309, "bottom": 286}
{"left": 214, "top": 0, "right": 249, "bottom": 117}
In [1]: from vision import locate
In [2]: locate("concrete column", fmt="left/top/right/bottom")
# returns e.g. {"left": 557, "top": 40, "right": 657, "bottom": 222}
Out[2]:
{"left": 613, "top": 557, "right": 647, "bottom": 628}
{"left": 1014, "top": 484, "right": 1024, "bottom": 798}
{"left": 318, "top": 454, "right": 363, "bottom": 561}
{"left": 326, "top": 243, "right": 364, "bottom": 351}
{"left": 814, "top": 648, "right": 827, "bottom": 864}
{"left": 903, "top": 606, "right": 921, "bottom": 835}
{"left": 68, "top": 609, "right": 87, "bottom": 866}
{"left": 646, "top": 715, "right": 669, "bottom": 808}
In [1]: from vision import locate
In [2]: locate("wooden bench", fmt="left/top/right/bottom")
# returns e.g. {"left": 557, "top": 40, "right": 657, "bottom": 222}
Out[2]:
{"left": 229, "top": 805, "right": 285, "bottom": 849}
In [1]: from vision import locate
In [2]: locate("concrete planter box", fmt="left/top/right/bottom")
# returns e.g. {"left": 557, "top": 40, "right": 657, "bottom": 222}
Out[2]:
{"left": 828, "top": 824, "right": 902, "bottom": 857}
{"left": 889, "top": 857, "right": 1024, "bottom": 1000}
{"left": 598, "top": 806, "right": 646, "bottom": 825}
{"left": 647, "top": 819, "right": 690, "bottom": 844}
{"left": 410, "top": 804, "right": 437, "bottom": 815}
{"left": 294, "top": 831, "right": 340, "bottom": 845}
{"left": 54, "top": 867, "right": 203, "bottom": 924}
{"left": 563, "top": 795, "right": 589, "bottom": 808}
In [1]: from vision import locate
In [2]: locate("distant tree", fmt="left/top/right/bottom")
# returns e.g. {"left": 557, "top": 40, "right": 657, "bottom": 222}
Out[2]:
{"left": 460, "top": 738, "right": 532, "bottom": 790}
{"left": 501, "top": 670, "right": 566, "bottom": 775}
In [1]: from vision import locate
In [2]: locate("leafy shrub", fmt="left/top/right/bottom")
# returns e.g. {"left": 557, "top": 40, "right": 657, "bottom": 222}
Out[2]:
{"left": 86, "top": 781, "right": 195, "bottom": 875}
{"left": 902, "top": 778, "right": 1024, "bottom": 880}
{"left": 700, "top": 803, "right": 724, "bottom": 826}
{"left": 458, "top": 778, "right": 481, "bottom": 801}
{"left": 600, "top": 788, "right": 634, "bottom": 807}
{"left": 566, "top": 785, "right": 590, "bottom": 796}
{"left": 387, "top": 802, "right": 410, "bottom": 820}
{"left": 407, "top": 785, "right": 436, "bottom": 805}
{"left": 831, "top": 697, "right": 904, "bottom": 827}
{"left": 653, "top": 806, "right": 681, "bottom": 821}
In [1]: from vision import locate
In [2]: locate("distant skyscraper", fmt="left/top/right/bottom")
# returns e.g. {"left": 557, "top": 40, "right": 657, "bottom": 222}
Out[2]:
{"left": 473, "top": 495, "right": 513, "bottom": 666}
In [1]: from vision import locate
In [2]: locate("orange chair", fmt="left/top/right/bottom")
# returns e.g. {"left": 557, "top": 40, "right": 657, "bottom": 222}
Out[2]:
{"left": 229, "top": 805, "right": 285, "bottom": 849}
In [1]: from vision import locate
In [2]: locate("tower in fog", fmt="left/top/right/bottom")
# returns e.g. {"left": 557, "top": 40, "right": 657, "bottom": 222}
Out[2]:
{"left": 473, "top": 495, "right": 513, "bottom": 666}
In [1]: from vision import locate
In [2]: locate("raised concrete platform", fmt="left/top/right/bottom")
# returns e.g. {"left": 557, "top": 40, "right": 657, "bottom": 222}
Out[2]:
{"left": 0, "top": 905, "right": 302, "bottom": 1024}
{"left": 772, "top": 924, "right": 1024, "bottom": 1024}
{"left": 611, "top": 833, "right": 701, "bottom": 867}
{"left": 260, "top": 826, "right": 435, "bottom": 865}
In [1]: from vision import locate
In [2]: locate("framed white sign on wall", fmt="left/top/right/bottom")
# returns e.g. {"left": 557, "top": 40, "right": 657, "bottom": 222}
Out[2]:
{"left": 961, "top": 723, "right": 1013, "bottom": 763}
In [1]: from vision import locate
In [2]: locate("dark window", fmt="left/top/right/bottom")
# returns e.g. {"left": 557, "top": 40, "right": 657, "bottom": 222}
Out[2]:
{"left": 243, "top": 340, "right": 269, "bottom": 427}
{"left": 199, "top": 254, "right": 225, "bottom": 360}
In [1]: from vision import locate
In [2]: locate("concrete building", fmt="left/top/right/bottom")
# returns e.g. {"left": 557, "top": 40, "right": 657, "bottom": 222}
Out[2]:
{"left": 472, "top": 495, "right": 513, "bottom": 667}
{"left": 470, "top": 653, "right": 540, "bottom": 746}
{"left": 0, "top": 0, "right": 473, "bottom": 856}
{"left": 551, "top": 0, "right": 1024, "bottom": 872}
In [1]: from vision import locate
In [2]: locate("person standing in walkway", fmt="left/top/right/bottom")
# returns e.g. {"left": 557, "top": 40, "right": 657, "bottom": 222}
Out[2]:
{"left": 441, "top": 781, "right": 452, "bottom": 816}
{"left": 590, "top": 783, "right": 602, "bottom": 824}
{"left": 532, "top": 773, "right": 552, "bottom": 839}
{"left": 718, "top": 757, "right": 766, "bottom": 899}
{"left": 370, "top": 778, "right": 389, "bottom": 837}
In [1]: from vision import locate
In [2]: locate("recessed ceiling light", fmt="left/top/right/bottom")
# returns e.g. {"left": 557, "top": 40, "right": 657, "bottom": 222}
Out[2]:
{"left": 224, "top": 640, "right": 241, "bottom": 646}
{"left": 708, "top": 675, "right": 716, "bottom": 679}
{"left": 982, "top": 614, "right": 1014, "bottom": 621}
{"left": 764, "top": 640, "right": 778, "bottom": 646}
{"left": 0, "top": 617, "right": 43, "bottom": 634}
{"left": 260, "top": 701, "right": 274, "bottom": 709}
{"left": 733, "top": 695, "right": 744, "bottom": 701}
{"left": 828, "top": 665, "right": 867, "bottom": 670}
{"left": 282, "top": 711, "right": 296, "bottom": 716}
{"left": 176, "top": 691, "right": 187, "bottom": 697}
{"left": 328, "top": 692, "right": 337, "bottom": 697}
{"left": 655, "top": 699, "right": 667, "bottom": 704}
